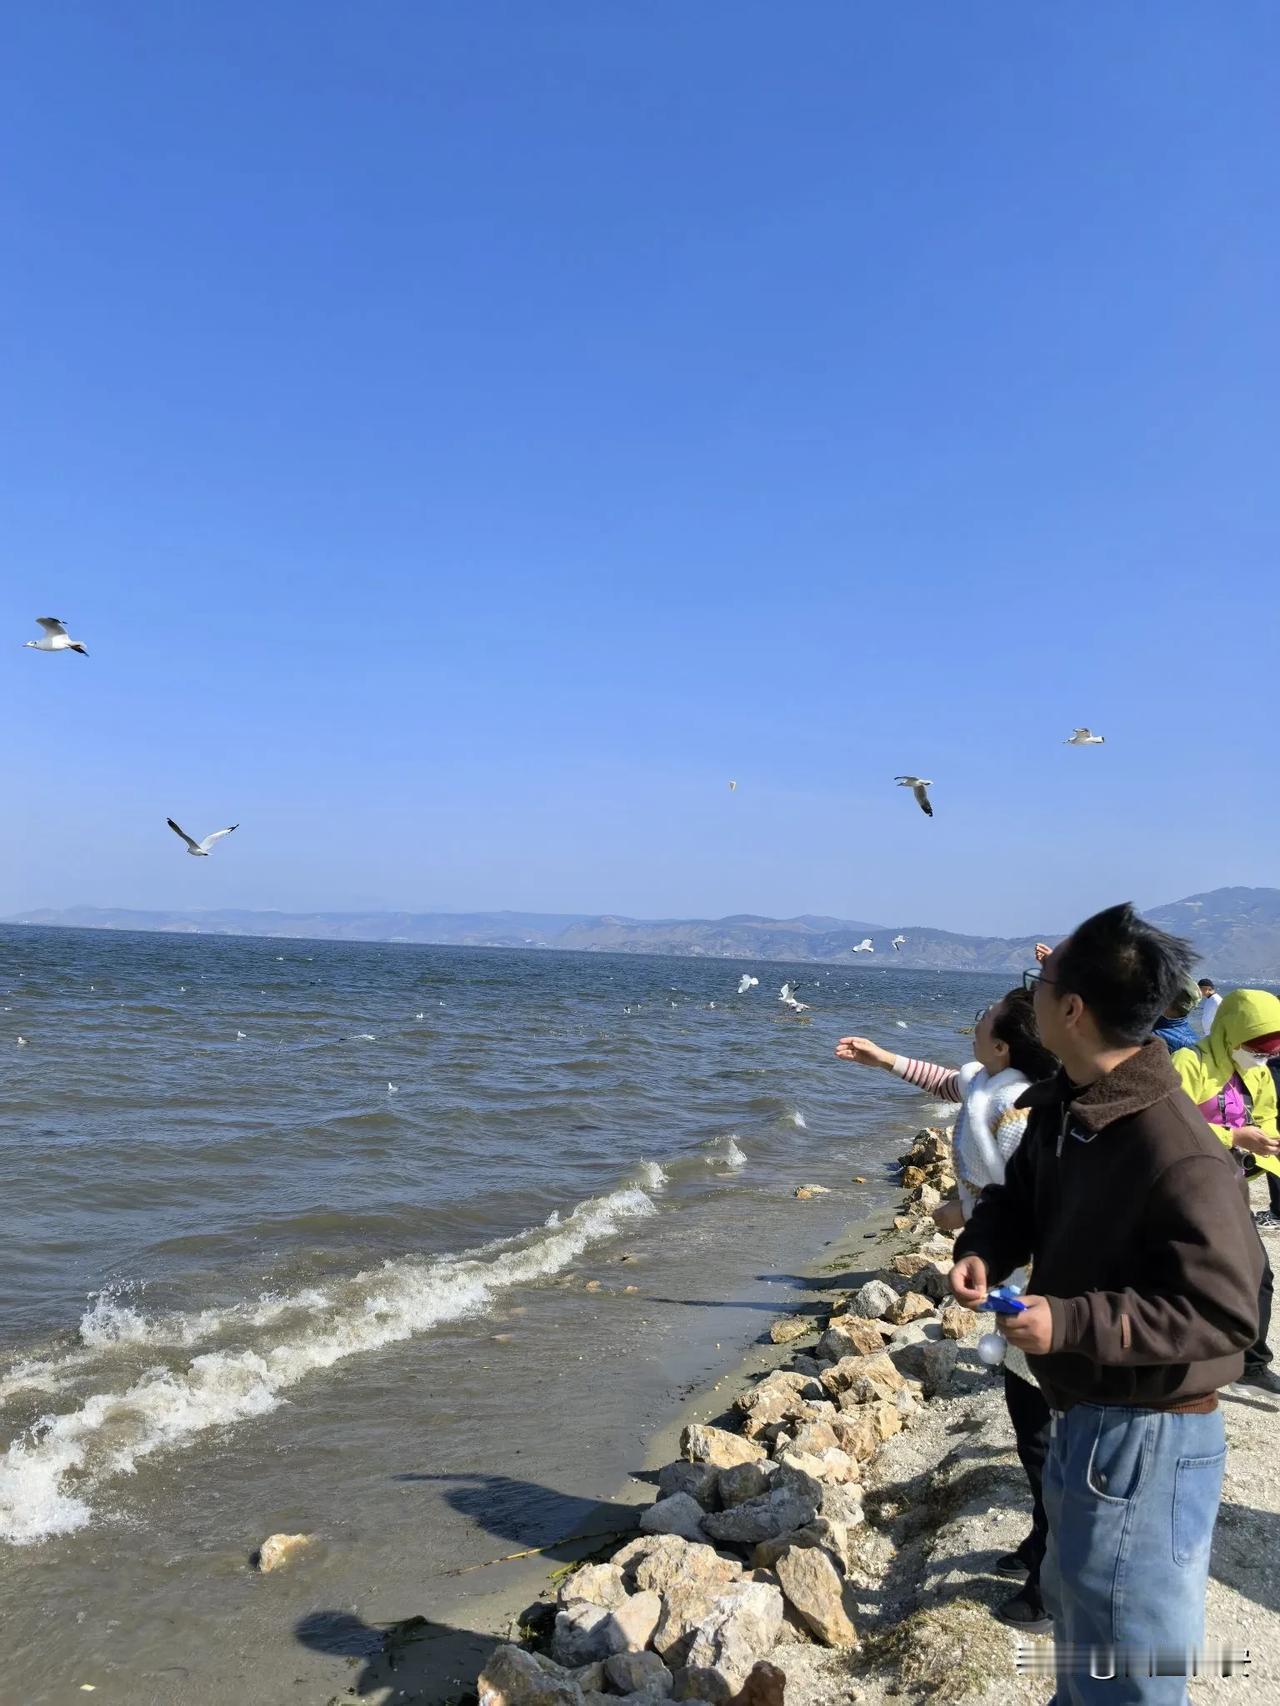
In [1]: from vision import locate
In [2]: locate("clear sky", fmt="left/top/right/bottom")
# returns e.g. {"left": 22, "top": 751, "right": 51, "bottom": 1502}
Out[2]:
{"left": 5, "top": 3, "right": 1278, "bottom": 936}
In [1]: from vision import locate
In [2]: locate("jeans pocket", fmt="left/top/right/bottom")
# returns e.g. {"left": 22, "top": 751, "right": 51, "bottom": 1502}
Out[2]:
{"left": 1084, "top": 1408, "right": 1150, "bottom": 1503}
{"left": 1173, "top": 1448, "right": 1226, "bottom": 1567}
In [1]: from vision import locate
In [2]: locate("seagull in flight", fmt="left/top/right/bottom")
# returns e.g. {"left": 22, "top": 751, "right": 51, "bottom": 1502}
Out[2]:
{"left": 167, "top": 818, "right": 239, "bottom": 858}
{"left": 892, "top": 935, "right": 906, "bottom": 952}
{"left": 895, "top": 776, "right": 934, "bottom": 817}
{"left": 728, "top": 780, "right": 737, "bottom": 792}
{"left": 778, "top": 981, "right": 810, "bottom": 1013}
{"left": 851, "top": 938, "right": 874, "bottom": 954}
{"left": 737, "top": 974, "right": 759, "bottom": 994}
{"left": 25, "top": 617, "right": 88, "bottom": 656}
{"left": 1065, "top": 728, "right": 1105, "bottom": 746}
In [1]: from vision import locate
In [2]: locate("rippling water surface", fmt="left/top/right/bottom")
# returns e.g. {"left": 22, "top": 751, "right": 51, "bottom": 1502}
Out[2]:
{"left": 0, "top": 925, "right": 1009, "bottom": 1702}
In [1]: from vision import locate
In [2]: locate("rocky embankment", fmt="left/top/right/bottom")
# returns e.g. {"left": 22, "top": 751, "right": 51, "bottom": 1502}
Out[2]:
{"left": 474, "top": 1129, "right": 1026, "bottom": 1706}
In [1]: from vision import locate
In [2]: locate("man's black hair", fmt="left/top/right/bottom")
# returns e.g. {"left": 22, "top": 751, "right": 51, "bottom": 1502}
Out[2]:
{"left": 1198, "top": 978, "right": 1215, "bottom": 993}
{"left": 1055, "top": 903, "right": 1197, "bottom": 1048}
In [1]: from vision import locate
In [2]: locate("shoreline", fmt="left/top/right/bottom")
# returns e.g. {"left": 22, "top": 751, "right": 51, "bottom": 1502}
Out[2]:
{"left": 317, "top": 1156, "right": 1280, "bottom": 1706}
{"left": 312, "top": 1192, "right": 908, "bottom": 1704}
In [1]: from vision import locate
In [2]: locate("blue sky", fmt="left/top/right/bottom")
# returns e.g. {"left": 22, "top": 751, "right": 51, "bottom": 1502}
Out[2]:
{"left": 5, "top": 3, "right": 1278, "bottom": 936}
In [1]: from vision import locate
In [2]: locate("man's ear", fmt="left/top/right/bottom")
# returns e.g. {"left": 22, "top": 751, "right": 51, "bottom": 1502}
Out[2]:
{"left": 1062, "top": 993, "right": 1086, "bottom": 1031}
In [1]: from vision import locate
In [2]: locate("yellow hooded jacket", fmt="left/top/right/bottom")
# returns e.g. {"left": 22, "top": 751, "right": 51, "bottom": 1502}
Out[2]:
{"left": 1172, "top": 988, "right": 1280, "bottom": 1179}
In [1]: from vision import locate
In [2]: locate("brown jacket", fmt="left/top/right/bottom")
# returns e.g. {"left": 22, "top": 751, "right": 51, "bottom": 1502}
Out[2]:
{"left": 954, "top": 1039, "right": 1262, "bottom": 1409}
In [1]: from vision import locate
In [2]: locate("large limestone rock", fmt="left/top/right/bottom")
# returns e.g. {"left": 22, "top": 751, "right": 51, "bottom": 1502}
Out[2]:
{"left": 560, "top": 1563, "right": 628, "bottom": 1610}
{"left": 940, "top": 1303, "right": 979, "bottom": 1341}
{"left": 890, "top": 1252, "right": 933, "bottom": 1277}
{"left": 553, "top": 1591, "right": 664, "bottom": 1667}
{"left": 702, "top": 1483, "right": 818, "bottom": 1547}
{"left": 618, "top": 1535, "right": 740, "bottom": 1599}
{"left": 788, "top": 1419, "right": 841, "bottom": 1456}
{"left": 480, "top": 1645, "right": 585, "bottom": 1706}
{"left": 659, "top": 1461, "right": 722, "bottom": 1509}
{"left": 777, "top": 1445, "right": 859, "bottom": 1485}
{"left": 921, "top": 1339, "right": 960, "bottom": 1396}
{"left": 851, "top": 1279, "right": 898, "bottom": 1320}
{"left": 816, "top": 1314, "right": 885, "bottom": 1361}
{"left": 683, "top": 1581, "right": 785, "bottom": 1695}
{"left": 829, "top": 1400, "right": 900, "bottom": 1459}
{"left": 907, "top": 1264, "right": 953, "bottom": 1303}
{"left": 640, "top": 1494, "right": 707, "bottom": 1543}
{"left": 752, "top": 1514, "right": 853, "bottom": 1572}
{"left": 884, "top": 1318, "right": 943, "bottom": 1375}
{"left": 681, "top": 1425, "right": 766, "bottom": 1470}
{"left": 775, "top": 1545, "right": 860, "bottom": 1647}
{"left": 885, "top": 1290, "right": 935, "bottom": 1327}
{"left": 605, "top": 1651, "right": 674, "bottom": 1697}
{"left": 718, "top": 1463, "right": 773, "bottom": 1508}
{"left": 821, "top": 1352, "right": 904, "bottom": 1402}
{"left": 654, "top": 1582, "right": 723, "bottom": 1667}
{"left": 735, "top": 1372, "right": 823, "bottom": 1411}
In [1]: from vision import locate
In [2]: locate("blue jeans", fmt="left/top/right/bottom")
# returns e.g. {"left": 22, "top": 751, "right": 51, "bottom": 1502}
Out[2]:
{"left": 1040, "top": 1403, "right": 1226, "bottom": 1706}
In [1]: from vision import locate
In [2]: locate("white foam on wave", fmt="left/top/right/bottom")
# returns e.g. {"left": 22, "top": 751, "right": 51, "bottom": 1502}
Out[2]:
{"left": 923, "top": 1103, "right": 957, "bottom": 1122}
{"left": 0, "top": 1187, "right": 655, "bottom": 1546}
{"left": 791, "top": 1111, "right": 807, "bottom": 1129}
{"left": 708, "top": 1134, "right": 747, "bottom": 1169}
{"left": 635, "top": 1160, "right": 668, "bottom": 1190}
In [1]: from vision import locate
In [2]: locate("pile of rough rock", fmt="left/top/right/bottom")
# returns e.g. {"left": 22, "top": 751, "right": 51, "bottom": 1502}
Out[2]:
{"left": 478, "top": 1130, "right": 978, "bottom": 1706}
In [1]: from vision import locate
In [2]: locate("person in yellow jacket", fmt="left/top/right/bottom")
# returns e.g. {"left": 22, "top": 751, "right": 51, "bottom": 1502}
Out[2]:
{"left": 1173, "top": 988, "right": 1280, "bottom": 1394}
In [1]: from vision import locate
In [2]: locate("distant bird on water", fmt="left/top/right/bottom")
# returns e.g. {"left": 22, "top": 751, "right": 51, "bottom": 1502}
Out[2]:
{"left": 167, "top": 818, "right": 239, "bottom": 857}
{"left": 851, "top": 939, "right": 874, "bottom": 954}
{"left": 25, "top": 617, "right": 88, "bottom": 656}
{"left": 895, "top": 776, "right": 934, "bottom": 817}
{"left": 1065, "top": 728, "right": 1106, "bottom": 746}
{"left": 892, "top": 935, "right": 906, "bottom": 952}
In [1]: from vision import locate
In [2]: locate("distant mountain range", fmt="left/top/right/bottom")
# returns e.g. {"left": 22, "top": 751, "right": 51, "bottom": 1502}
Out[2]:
{"left": 6, "top": 887, "right": 1279, "bottom": 978}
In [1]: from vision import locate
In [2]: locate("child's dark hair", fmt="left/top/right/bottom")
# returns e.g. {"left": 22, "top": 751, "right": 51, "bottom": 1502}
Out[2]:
{"left": 992, "top": 987, "right": 1058, "bottom": 1081}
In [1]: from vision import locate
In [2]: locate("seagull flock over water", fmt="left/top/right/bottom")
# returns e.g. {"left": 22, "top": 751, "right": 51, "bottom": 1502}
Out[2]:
{"left": 25, "top": 611, "right": 1107, "bottom": 865}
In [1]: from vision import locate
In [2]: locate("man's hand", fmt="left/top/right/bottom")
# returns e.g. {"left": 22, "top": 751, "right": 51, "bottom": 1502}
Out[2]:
{"left": 1034, "top": 942, "right": 1052, "bottom": 964}
{"left": 950, "top": 1255, "right": 989, "bottom": 1306}
{"left": 835, "top": 1036, "right": 894, "bottom": 1069}
{"left": 1234, "top": 1125, "right": 1280, "bottom": 1158}
{"left": 997, "top": 1294, "right": 1054, "bottom": 1355}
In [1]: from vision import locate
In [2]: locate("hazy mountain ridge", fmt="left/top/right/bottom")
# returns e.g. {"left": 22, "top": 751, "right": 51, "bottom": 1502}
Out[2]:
{"left": 7, "top": 888, "right": 1279, "bottom": 977}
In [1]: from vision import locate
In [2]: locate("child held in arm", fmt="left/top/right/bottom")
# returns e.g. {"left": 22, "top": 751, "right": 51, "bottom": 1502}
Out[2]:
{"left": 835, "top": 988, "right": 1055, "bottom": 1232}
{"left": 835, "top": 987, "right": 1057, "bottom": 1634}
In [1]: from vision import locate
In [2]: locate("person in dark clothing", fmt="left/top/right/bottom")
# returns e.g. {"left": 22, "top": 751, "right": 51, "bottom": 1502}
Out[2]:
{"left": 952, "top": 903, "right": 1262, "bottom": 1706}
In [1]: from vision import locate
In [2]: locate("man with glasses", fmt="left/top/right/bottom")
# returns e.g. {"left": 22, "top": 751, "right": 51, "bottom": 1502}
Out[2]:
{"left": 951, "top": 904, "right": 1262, "bottom": 1706}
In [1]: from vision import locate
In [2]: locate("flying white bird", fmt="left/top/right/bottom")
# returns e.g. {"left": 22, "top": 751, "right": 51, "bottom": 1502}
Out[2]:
{"left": 851, "top": 938, "right": 874, "bottom": 954}
{"left": 737, "top": 974, "right": 759, "bottom": 994}
{"left": 778, "top": 981, "right": 810, "bottom": 1012}
{"left": 895, "top": 776, "right": 934, "bottom": 817}
{"left": 892, "top": 935, "right": 906, "bottom": 952}
{"left": 1065, "top": 728, "right": 1106, "bottom": 746}
{"left": 167, "top": 818, "right": 239, "bottom": 857}
{"left": 25, "top": 617, "right": 88, "bottom": 656}
{"left": 236, "top": 1030, "right": 247, "bottom": 1040}
{"left": 387, "top": 1082, "right": 399, "bottom": 1094}
{"left": 728, "top": 780, "right": 737, "bottom": 792}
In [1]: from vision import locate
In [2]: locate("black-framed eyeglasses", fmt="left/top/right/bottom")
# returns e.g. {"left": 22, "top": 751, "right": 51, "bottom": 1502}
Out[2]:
{"left": 1022, "top": 969, "right": 1054, "bottom": 992}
